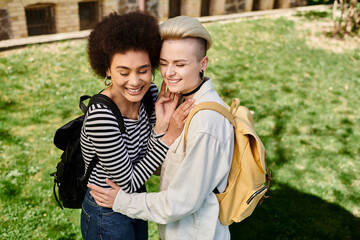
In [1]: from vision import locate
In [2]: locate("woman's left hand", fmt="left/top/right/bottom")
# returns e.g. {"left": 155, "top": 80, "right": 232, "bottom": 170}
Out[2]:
{"left": 88, "top": 178, "right": 120, "bottom": 208}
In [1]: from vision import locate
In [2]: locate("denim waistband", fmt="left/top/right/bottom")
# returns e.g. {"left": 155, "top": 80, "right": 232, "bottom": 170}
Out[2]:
{"left": 84, "top": 188, "right": 100, "bottom": 208}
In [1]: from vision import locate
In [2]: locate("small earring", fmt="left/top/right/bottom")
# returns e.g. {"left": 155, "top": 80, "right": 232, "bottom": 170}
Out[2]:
{"left": 152, "top": 74, "right": 156, "bottom": 82}
{"left": 199, "top": 70, "right": 204, "bottom": 80}
{"left": 104, "top": 75, "right": 112, "bottom": 86}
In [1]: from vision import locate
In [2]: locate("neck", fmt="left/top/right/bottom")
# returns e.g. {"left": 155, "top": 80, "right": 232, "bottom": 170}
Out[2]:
{"left": 181, "top": 78, "right": 205, "bottom": 100}
{"left": 120, "top": 103, "right": 141, "bottom": 120}
{"left": 103, "top": 87, "right": 140, "bottom": 120}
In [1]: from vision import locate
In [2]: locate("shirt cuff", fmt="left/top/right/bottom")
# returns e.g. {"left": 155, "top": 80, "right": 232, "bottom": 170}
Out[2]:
{"left": 112, "top": 189, "right": 131, "bottom": 215}
{"left": 151, "top": 129, "right": 170, "bottom": 149}
{"left": 157, "top": 136, "right": 170, "bottom": 148}
{"left": 152, "top": 128, "right": 166, "bottom": 138}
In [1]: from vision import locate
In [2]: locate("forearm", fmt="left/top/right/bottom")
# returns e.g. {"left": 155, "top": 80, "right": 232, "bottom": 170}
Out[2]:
{"left": 129, "top": 131, "right": 169, "bottom": 189}
{"left": 113, "top": 133, "right": 231, "bottom": 224}
{"left": 90, "top": 129, "right": 167, "bottom": 193}
{"left": 113, "top": 188, "right": 188, "bottom": 224}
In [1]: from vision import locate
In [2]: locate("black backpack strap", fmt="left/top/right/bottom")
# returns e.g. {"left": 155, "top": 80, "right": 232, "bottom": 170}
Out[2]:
{"left": 142, "top": 89, "right": 154, "bottom": 118}
{"left": 50, "top": 172, "right": 64, "bottom": 209}
{"left": 79, "top": 95, "right": 92, "bottom": 114}
{"left": 53, "top": 182, "right": 63, "bottom": 209}
{"left": 86, "top": 94, "right": 125, "bottom": 134}
{"left": 79, "top": 155, "right": 99, "bottom": 190}
{"left": 77, "top": 94, "right": 124, "bottom": 189}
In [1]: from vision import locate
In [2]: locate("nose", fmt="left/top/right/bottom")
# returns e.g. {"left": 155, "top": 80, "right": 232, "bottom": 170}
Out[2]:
{"left": 166, "top": 65, "right": 175, "bottom": 77}
{"left": 128, "top": 73, "right": 141, "bottom": 86}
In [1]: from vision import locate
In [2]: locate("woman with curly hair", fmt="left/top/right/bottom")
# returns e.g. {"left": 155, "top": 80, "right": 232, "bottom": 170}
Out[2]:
{"left": 88, "top": 16, "right": 235, "bottom": 240}
{"left": 80, "top": 11, "right": 194, "bottom": 240}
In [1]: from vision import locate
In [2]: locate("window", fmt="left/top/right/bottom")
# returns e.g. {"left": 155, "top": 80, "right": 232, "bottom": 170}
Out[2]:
{"left": 169, "top": 0, "right": 181, "bottom": 18}
{"left": 25, "top": 4, "right": 55, "bottom": 36}
{"left": 201, "top": 0, "right": 210, "bottom": 16}
{"left": 78, "top": 1, "right": 99, "bottom": 30}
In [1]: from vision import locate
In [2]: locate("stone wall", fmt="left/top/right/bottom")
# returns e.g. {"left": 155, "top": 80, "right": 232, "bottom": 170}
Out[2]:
{"left": 55, "top": 1, "right": 80, "bottom": 33}
{"left": 117, "top": 0, "right": 158, "bottom": 15}
{"left": 2, "top": 0, "right": 162, "bottom": 39}
{"left": 1, "top": 0, "right": 308, "bottom": 40}
{"left": 225, "top": 0, "right": 247, "bottom": 13}
{"left": 2, "top": 0, "right": 118, "bottom": 39}
{"left": 290, "top": 0, "right": 307, "bottom": 7}
{"left": 146, "top": 0, "right": 159, "bottom": 16}
{"left": 181, "top": 0, "right": 201, "bottom": 17}
{"left": 118, "top": 0, "right": 137, "bottom": 13}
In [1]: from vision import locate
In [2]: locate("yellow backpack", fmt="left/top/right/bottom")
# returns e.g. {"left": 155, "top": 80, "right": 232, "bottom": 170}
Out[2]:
{"left": 184, "top": 99, "right": 271, "bottom": 225}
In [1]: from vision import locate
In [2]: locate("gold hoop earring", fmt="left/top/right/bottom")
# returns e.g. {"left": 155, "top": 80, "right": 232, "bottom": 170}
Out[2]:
{"left": 104, "top": 75, "right": 112, "bottom": 86}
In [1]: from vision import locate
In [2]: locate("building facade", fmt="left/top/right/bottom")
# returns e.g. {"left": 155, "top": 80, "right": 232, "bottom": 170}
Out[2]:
{"left": 0, "top": 0, "right": 305, "bottom": 40}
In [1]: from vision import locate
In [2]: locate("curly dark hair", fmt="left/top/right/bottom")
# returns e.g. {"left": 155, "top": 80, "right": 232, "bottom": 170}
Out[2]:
{"left": 87, "top": 11, "right": 161, "bottom": 78}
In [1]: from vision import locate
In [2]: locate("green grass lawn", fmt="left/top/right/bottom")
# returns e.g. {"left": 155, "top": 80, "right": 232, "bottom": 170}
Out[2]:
{"left": 1, "top": 13, "right": 359, "bottom": 239}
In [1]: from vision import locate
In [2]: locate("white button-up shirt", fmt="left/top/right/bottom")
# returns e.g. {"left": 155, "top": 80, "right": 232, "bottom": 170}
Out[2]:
{"left": 113, "top": 79, "right": 234, "bottom": 240}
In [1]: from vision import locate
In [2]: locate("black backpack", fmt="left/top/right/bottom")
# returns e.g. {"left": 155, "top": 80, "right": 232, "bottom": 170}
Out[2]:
{"left": 51, "top": 90, "right": 154, "bottom": 209}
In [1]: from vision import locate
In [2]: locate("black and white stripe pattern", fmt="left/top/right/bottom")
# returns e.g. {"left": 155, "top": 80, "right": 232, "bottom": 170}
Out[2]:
{"left": 80, "top": 84, "right": 168, "bottom": 193}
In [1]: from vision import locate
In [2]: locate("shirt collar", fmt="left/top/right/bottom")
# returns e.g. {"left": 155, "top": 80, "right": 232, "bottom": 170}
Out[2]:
{"left": 192, "top": 77, "right": 213, "bottom": 102}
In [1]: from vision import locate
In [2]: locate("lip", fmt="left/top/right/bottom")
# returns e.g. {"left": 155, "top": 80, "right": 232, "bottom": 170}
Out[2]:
{"left": 126, "top": 86, "right": 144, "bottom": 95}
{"left": 167, "top": 78, "right": 181, "bottom": 85}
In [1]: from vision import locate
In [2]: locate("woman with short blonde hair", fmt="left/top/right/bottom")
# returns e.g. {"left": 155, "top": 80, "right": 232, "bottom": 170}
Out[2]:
{"left": 89, "top": 15, "right": 234, "bottom": 240}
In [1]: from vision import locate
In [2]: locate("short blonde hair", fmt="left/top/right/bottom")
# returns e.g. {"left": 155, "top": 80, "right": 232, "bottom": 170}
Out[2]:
{"left": 160, "top": 16, "right": 212, "bottom": 53}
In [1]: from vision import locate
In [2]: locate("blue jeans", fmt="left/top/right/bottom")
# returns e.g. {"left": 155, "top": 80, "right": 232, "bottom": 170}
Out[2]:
{"left": 81, "top": 188, "right": 148, "bottom": 240}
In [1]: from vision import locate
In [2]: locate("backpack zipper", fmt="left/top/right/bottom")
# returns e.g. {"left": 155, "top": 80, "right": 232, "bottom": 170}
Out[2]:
{"left": 246, "top": 185, "right": 267, "bottom": 204}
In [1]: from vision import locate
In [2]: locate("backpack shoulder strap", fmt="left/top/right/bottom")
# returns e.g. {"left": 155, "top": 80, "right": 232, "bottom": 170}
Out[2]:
{"left": 142, "top": 89, "right": 154, "bottom": 117}
{"left": 77, "top": 94, "right": 125, "bottom": 189}
{"left": 184, "top": 101, "right": 236, "bottom": 145}
{"left": 79, "top": 95, "right": 92, "bottom": 113}
{"left": 86, "top": 94, "right": 125, "bottom": 134}
{"left": 183, "top": 100, "right": 238, "bottom": 194}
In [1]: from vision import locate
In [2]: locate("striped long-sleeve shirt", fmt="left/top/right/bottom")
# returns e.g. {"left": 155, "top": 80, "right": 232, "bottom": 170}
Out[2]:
{"left": 80, "top": 84, "right": 168, "bottom": 193}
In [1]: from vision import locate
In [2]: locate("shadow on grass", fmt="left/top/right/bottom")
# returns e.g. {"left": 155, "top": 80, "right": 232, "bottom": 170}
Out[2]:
{"left": 230, "top": 183, "right": 360, "bottom": 240}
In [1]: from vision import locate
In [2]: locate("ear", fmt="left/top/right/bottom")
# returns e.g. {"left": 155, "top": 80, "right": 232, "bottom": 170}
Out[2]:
{"left": 106, "top": 68, "right": 111, "bottom": 77}
{"left": 200, "top": 56, "right": 209, "bottom": 72}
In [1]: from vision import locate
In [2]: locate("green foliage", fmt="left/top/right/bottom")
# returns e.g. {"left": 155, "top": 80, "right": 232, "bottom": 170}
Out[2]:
{"left": 307, "top": 0, "right": 333, "bottom": 6}
{"left": 1, "top": 16, "right": 359, "bottom": 239}
{"left": 295, "top": 10, "right": 330, "bottom": 19}
{"left": 206, "top": 17, "right": 360, "bottom": 238}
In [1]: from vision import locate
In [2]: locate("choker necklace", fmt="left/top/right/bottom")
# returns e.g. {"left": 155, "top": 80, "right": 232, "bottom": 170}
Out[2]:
{"left": 181, "top": 80, "right": 206, "bottom": 97}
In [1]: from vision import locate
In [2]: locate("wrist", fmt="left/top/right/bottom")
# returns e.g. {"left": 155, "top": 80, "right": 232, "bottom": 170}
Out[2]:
{"left": 152, "top": 127, "right": 166, "bottom": 137}
{"left": 154, "top": 121, "right": 169, "bottom": 134}
{"left": 154, "top": 124, "right": 166, "bottom": 135}
{"left": 161, "top": 132, "right": 176, "bottom": 146}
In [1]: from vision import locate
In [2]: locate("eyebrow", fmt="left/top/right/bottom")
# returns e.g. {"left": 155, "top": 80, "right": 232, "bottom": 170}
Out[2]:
{"left": 160, "top": 58, "right": 188, "bottom": 63}
{"left": 115, "top": 64, "right": 151, "bottom": 70}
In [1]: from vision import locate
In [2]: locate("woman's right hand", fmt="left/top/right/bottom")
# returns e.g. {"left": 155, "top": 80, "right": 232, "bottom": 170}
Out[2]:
{"left": 88, "top": 179, "right": 120, "bottom": 208}
{"left": 154, "top": 81, "right": 179, "bottom": 134}
{"left": 161, "top": 98, "right": 195, "bottom": 146}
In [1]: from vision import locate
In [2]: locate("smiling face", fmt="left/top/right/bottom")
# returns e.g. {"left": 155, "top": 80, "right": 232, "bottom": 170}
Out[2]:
{"left": 160, "top": 38, "right": 208, "bottom": 95}
{"left": 107, "top": 50, "right": 152, "bottom": 105}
